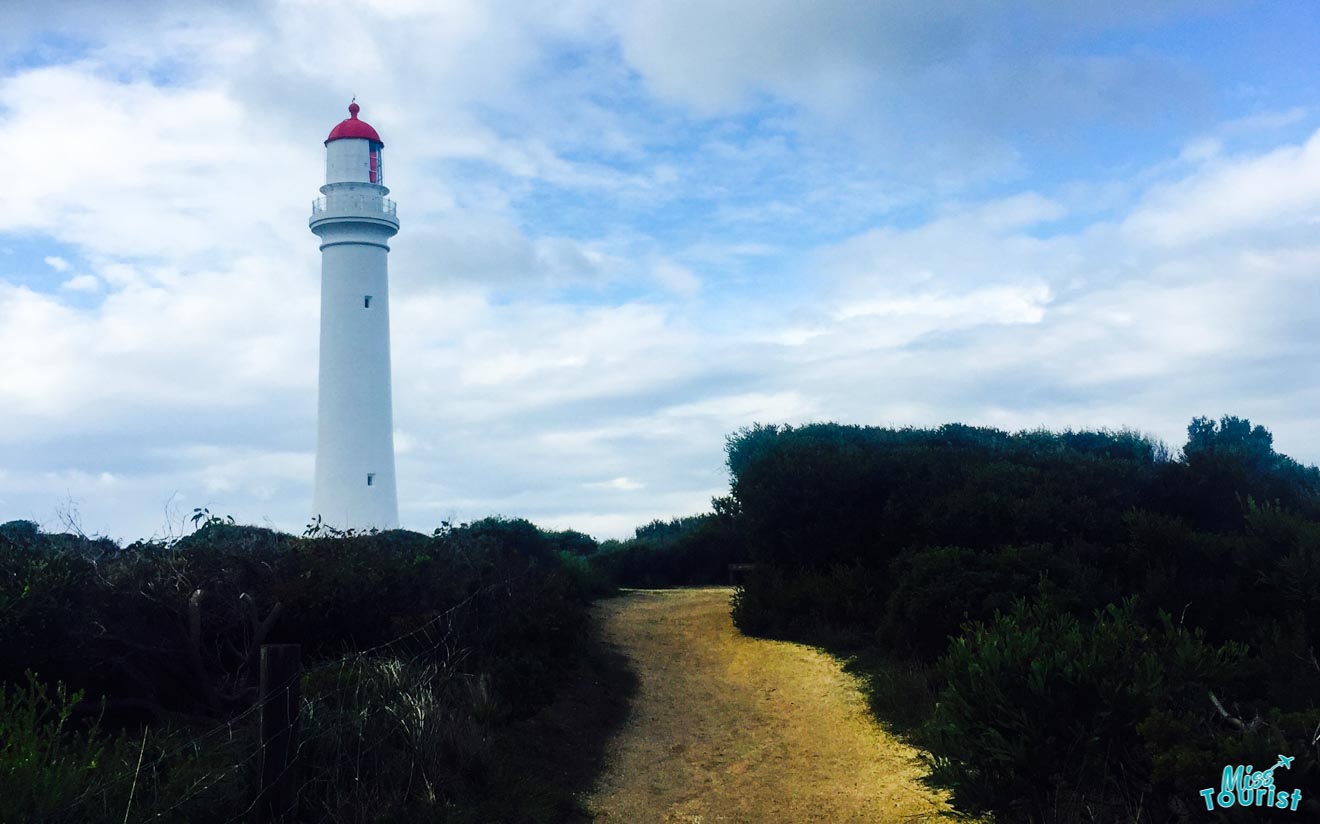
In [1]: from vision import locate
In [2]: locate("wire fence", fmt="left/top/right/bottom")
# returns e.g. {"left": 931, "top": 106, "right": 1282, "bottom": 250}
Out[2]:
{"left": 43, "top": 567, "right": 536, "bottom": 824}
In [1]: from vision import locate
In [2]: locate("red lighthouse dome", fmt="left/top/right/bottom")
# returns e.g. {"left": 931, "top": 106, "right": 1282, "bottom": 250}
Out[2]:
{"left": 326, "top": 101, "right": 382, "bottom": 145}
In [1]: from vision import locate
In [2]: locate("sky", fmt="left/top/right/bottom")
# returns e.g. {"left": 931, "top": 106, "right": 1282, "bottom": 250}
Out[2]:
{"left": 1, "top": 0, "right": 1319, "bottom": 542}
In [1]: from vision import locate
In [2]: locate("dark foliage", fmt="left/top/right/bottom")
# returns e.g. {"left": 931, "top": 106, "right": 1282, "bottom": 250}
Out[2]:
{"left": 877, "top": 543, "right": 1097, "bottom": 659}
{"left": 928, "top": 598, "right": 1251, "bottom": 821}
{"left": 0, "top": 516, "right": 617, "bottom": 822}
{"left": 725, "top": 415, "right": 1320, "bottom": 822}
{"left": 589, "top": 504, "right": 749, "bottom": 587}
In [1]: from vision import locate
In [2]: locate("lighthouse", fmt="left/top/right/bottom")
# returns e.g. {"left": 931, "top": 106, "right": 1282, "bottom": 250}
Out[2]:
{"left": 310, "top": 101, "right": 400, "bottom": 530}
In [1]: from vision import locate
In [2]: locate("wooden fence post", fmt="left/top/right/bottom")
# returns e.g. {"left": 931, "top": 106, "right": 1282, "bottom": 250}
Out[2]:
{"left": 255, "top": 644, "right": 302, "bottom": 824}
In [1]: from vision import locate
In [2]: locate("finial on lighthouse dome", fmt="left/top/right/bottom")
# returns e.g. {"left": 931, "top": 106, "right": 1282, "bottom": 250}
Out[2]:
{"left": 326, "top": 99, "right": 382, "bottom": 145}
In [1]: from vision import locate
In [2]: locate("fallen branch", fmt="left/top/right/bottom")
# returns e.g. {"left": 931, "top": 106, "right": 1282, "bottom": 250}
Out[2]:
{"left": 1209, "top": 691, "right": 1260, "bottom": 733}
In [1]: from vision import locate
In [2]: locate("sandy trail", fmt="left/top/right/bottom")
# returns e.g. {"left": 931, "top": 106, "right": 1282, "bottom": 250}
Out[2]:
{"left": 585, "top": 587, "right": 958, "bottom": 823}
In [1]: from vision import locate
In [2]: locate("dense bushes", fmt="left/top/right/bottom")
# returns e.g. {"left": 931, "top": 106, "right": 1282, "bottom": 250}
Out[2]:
{"left": 589, "top": 505, "right": 748, "bottom": 587}
{"left": 2, "top": 675, "right": 112, "bottom": 820}
{"left": 928, "top": 598, "right": 1248, "bottom": 821}
{"left": 730, "top": 561, "right": 882, "bottom": 640}
{"left": 0, "top": 673, "right": 254, "bottom": 824}
{"left": 725, "top": 415, "right": 1320, "bottom": 822}
{"left": 727, "top": 422, "right": 1164, "bottom": 570}
{"left": 877, "top": 544, "right": 1093, "bottom": 659}
{"left": 0, "top": 516, "right": 608, "bottom": 822}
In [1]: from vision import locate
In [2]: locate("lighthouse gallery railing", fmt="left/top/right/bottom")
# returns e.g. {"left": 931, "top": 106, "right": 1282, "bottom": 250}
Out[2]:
{"left": 312, "top": 196, "right": 397, "bottom": 217}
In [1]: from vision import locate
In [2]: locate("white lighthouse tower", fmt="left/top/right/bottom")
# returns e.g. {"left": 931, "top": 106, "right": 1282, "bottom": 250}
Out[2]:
{"left": 310, "top": 101, "right": 400, "bottom": 530}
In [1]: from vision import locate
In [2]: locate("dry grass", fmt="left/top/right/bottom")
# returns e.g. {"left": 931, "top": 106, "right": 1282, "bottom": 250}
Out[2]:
{"left": 586, "top": 587, "right": 963, "bottom": 823}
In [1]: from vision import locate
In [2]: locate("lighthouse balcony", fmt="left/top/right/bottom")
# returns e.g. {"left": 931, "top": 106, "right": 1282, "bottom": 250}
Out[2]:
{"left": 310, "top": 193, "right": 400, "bottom": 237}
{"left": 312, "top": 195, "right": 397, "bottom": 217}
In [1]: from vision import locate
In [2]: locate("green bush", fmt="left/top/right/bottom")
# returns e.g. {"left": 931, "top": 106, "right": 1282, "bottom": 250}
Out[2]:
{"left": 720, "top": 416, "right": 1320, "bottom": 822}
{"left": 0, "top": 673, "right": 107, "bottom": 821}
{"left": 926, "top": 597, "right": 1246, "bottom": 821}
{"left": 1166, "top": 416, "right": 1320, "bottom": 530}
{"left": 877, "top": 545, "right": 1095, "bottom": 660}
{"left": 732, "top": 424, "right": 1163, "bottom": 563}
{"left": 296, "top": 656, "right": 499, "bottom": 821}
{"left": 1, "top": 516, "right": 606, "bottom": 822}
{"left": 732, "top": 561, "right": 882, "bottom": 642}
{"left": 0, "top": 671, "right": 253, "bottom": 824}
{"left": 590, "top": 509, "right": 747, "bottom": 587}
{"left": 0, "top": 542, "right": 99, "bottom": 691}
{"left": 556, "top": 550, "right": 614, "bottom": 599}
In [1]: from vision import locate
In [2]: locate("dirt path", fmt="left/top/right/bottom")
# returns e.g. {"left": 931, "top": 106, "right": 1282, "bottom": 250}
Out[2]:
{"left": 585, "top": 588, "right": 959, "bottom": 823}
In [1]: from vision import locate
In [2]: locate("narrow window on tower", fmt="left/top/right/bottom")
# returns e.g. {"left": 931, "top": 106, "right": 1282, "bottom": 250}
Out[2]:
{"left": 367, "top": 473, "right": 375, "bottom": 487}
{"left": 364, "top": 295, "right": 373, "bottom": 308}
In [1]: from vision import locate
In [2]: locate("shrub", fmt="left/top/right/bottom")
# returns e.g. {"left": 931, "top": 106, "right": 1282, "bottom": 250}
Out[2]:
{"left": 0, "top": 542, "right": 99, "bottom": 690}
{"left": 926, "top": 597, "right": 1247, "bottom": 821}
{"left": 722, "top": 416, "right": 1320, "bottom": 822}
{"left": 1158, "top": 416, "right": 1320, "bottom": 530}
{"left": 590, "top": 511, "right": 747, "bottom": 587}
{"left": 732, "top": 562, "right": 881, "bottom": 642}
{"left": 297, "top": 656, "right": 499, "bottom": 821}
{"left": 877, "top": 545, "right": 1094, "bottom": 660}
{"left": 0, "top": 672, "right": 252, "bottom": 824}
{"left": 1, "top": 517, "right": 605, "bottom": 821}
{"left": 727, "top": 422, "right": 1163, "bottom": 571}
{"left": 0, "top": 673, "right": 107, "bottom": 822}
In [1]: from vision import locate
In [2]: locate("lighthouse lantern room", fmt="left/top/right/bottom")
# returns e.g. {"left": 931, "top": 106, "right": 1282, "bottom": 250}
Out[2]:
{"left": 324, "top": 101, "right": 384, "bottom": 184}
{"left": 309, "top": 101, "right": 400, "bottom": 531}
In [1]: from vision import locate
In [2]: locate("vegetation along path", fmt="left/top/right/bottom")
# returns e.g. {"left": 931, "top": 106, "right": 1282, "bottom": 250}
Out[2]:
{"left": 585, "top": 587, "right": 959, "bottom": 823}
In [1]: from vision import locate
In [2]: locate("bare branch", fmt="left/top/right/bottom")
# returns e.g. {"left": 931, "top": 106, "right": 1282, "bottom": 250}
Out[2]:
{"left": 1209, "top": 691, "right": 1247, "bottom": 732}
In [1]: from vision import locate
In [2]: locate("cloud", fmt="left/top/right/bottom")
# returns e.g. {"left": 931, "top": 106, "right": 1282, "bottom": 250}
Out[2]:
{"left": 774, "top": 132, "right": 1320, "bottom": 465}
{"left": 650, "top": 259, "right": 701, "bottom": 295}
{"left": 0, "top": 65, "right": 313, "bottom": 262}
{"left": 1, "top": 1, "right": 1316, "bottom": 544}
{"left": 815, "top": 193, "right": 1078, "bottom": 302}
{"left": 835, "top": 285, "right": 1052, "bottom": 330}
{"left": 611, "top": 0, "right": 1215, "bottom": 178}
{"left": 59, "top": 274, "right": 99, "bottom": 292}
{"left": 585, "top": 477, "right": 644, "bottom": 491}
{"left": 1122, "top": 130, "right": 1320, "bottom": 248}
